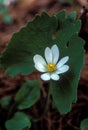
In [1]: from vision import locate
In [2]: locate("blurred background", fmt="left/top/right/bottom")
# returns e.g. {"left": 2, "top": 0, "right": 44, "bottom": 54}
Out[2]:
{"left": 0, "top": 0, "right": 88, "bottom": 130}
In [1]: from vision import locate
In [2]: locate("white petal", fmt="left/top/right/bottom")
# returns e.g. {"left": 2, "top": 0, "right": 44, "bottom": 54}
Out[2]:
{"left": 51, "top": 44, "right": 59, "bottom": 64}
{"left": 41, "top": 73, "right": 50, "bottom": 81}
{"left": 33, "top": 55, "right": 46, "bottom": 66}
{"left": 56, "top": 65, "right": 69, "bottom": 74}
{"left": 45, "top": 47, "right": 52, "bottom": 63}
{"left": 51, "top": 73, "right": 60, "bottom": 80}
{"left": 57, "top": 56, "right": 69, "bottom": 68}
{"left": 34, "top": 64, "right": 46, "bottom": 72}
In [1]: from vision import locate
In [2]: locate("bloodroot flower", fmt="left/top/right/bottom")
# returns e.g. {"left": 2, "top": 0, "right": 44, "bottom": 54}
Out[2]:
{"left": 33, "top": 44, "right": 69, "bottom": 81}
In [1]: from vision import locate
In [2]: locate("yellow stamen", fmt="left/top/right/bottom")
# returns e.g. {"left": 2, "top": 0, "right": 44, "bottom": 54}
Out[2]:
{"left": 46, "top": 63, "right": 57, "bottom": 72}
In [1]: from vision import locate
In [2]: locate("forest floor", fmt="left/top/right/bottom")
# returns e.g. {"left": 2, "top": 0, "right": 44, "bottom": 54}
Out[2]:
{"left": 0, "top": 0, "right": 88, "bottom": 130}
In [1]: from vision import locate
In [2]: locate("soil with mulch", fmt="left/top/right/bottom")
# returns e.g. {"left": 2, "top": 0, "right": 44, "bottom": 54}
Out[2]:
{"left": 0, "top": 0, "right": 88, "bottom": 130}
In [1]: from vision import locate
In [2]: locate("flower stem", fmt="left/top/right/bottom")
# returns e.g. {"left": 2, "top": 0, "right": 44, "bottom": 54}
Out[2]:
{"left": 7, "top": 102, "right": 18, "bottom": 119}
{"left": 32, "top": 81, "right": 51, "bottom": 122}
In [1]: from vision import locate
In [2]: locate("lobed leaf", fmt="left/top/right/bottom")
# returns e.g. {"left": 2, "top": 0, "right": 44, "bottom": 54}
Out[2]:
{"left": 0, "top": 11, "right": 85, "bottom": 114}
{"left": 0, "top": 12, "right": 57, "bottom": 76}
{"left": 51, "top": 35, "right": 84, "bottom": 114}
{"left": 50, "top": 11, "right": 84, "bottom": 113}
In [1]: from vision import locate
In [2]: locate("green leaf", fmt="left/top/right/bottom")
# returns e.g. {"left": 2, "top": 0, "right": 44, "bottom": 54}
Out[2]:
{"left": 3, "top": 15, "right": 13, "bottom": 24}
{"left": 0, "top": 96, "right": 11, "bottom": 109}
{"left": 80, "top": 118, "right": 88, "bottom": 130}
{"left": 59, "top": 0, "right": 73, "bottom": 4}
{"left": 55, "top": 19, "right": 81, "bottom": 45}
{"left": 0, "top": 11, "right": 85, "bottom": 114}
{"left": 5, "top": 112, "right": 31, "bottom": 130}
{"left": 67, "top": 11, "right": 76, "bottom": 21}
{"left": 23, "top": 127, "right": 29, "bottom": 130}
{"left": 0, "top": 6, "right": 7, "bottom": 14}
{"left": 56, "top": 10, "right": 66, "bottom": 22}
{"left": 0, "top": 11, "right": 81, "bottom": 76}
{"left": 0, "top": 0, "right": 3, "bottom": 3}
{"left": 15, "top": 80, "right": 40, "bottom": 110}
{"left": 51, "top": 34, "right": 84, "bottom": 114}
{"left": 0, "top": 12, "right": 57, "bottom": 76}
{"left": 51, "top": 12, "right": 84, "bottom": 114}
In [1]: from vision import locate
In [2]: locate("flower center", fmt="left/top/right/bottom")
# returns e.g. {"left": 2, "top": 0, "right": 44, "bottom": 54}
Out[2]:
{"left": 46, "top": 63, "right": 57, "bottom": 72}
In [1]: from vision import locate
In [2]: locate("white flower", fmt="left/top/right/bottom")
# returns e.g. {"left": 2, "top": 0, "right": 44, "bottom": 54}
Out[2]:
{"left": 33, "top": 44, "right": 69, "bottom": 81}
